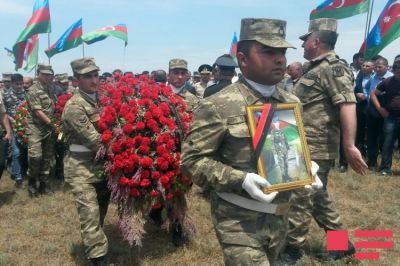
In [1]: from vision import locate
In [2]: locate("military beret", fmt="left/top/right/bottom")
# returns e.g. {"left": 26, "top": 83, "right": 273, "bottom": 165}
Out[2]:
{"left": 169, "top": 58, "right": 188, "bottom": 70}
{"left": 70, "top": 57, "right": 100, "bottom": 75}
{"left": 240, "top": 18, "right": 295, "bottom": 49}
{"left": 198, "top": 64, "right": 213, "bottom": 74}
{"left": 300, "top": 18, "right": 338, "bottom": 41}
{"left": 2, "top": 73, "right": 12, "bottom": 81}
{"left": 37, "top": 64, "right": 54, "bottom": 75}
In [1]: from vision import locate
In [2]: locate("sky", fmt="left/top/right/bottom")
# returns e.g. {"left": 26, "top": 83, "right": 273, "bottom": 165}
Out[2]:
{"left": 1, "top": 0, "right": 400, "bottom": 76}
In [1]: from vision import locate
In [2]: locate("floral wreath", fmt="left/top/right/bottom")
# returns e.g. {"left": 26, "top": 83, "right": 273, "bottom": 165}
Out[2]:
{"left": 54, "top": 93, "right": 73, "bottom": 141}
{"left": 14, "top": 100, "right": 29, "bottom": 145}
{"left": 97, "top": 74, "right": 195, "bottom": 245}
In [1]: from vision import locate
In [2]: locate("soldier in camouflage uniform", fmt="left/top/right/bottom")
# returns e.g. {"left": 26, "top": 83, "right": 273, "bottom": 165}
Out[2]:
{"left": 62, "top": 57, "right": 110, "bottom": 266}
{"left": 25, "top": 64, "right": 58, "bottom": 196}
{"left": 270, "top": 124, "right": 290, "bottom": 182}
{"left": 283, "top": 18, "right": 367, "bottom": 264}
{"left": 181, "top": 18, "right": 299, "bottom": 265}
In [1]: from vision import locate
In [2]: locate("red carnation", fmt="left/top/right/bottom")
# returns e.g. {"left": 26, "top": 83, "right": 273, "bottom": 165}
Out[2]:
{"left": 119, "top": 176, "right": 130, "bottom": 186}
{"left": 151, "top": 202, "right": 162, "bottom": 209}
{"left": 165, "top": 193, "right": 174, "bottom": 200}
{"left": 101, "top": 130, "right": 113, "bottom": 143}
{"left": 130, "top": 188, "right": 140, "bottom": 198}
{"left": 140, "top": 178, "right": 151, "bottom": 187}
{"left": 150, "top": 190, "right": 159, "bottom": 198}
{"left": 122, "top": 123, "right": 134, "bottom": 134}
{"left": 139, "top": 157, "right": 153, "bottom": 168}
{"left": 136, "top": 121, "right": 145, "bottom": 131}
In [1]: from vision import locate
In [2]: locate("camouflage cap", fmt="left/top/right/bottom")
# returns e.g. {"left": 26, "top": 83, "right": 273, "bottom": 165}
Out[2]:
{"left": 299, "top": 18, "right": 338, "bottom": 41}
{"left": 37, "top": 64, "right": 54, "bottom": 75}
{"left": 240, "top": 18, "right": 295, "bottom": 49}
{"left": 2, "top": 73, "right": 12, "bottom": 81}
{"left": 57, "top": 73, "right": 69, "bottom": 83}
{"left": 193, "top": 71, "right": 200, "bottom": 77}
{"left": 198, "top": 64, "right": 213, "bottom": 74}
{"left": 169, "top": 58, "right": 188, "bottom": 70}
{"left": 70, "top": 57, "right": 100, "bottom": 75}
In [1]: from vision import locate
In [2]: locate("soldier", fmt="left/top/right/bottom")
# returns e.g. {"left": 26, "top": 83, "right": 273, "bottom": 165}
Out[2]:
{"left": 168, "top": 58, "right": 199, "bottom": 112}
{"left": 1, "top": 73, "right": 12, "bottom": 91}
{"left": 283, "top": 18, "right": 367, "bottom": 264}
{"left": 181, "top": 18, "right": 301, "bottom": 265}
{"left": 62, "top": 57, "right": 110, "bottom": 266}
{"left": 25, "top": 64, "right": 58, "bottom": 196}
{"left": 0, "top": 83, "right": 12, "bottom": 182}
{"left": 194, "top": 64, "right": 212, "bottom": 98}
{"left": 203, "top": 54, "right": 238, "bottom": 98}
{"left": 23, "top": 76, "right": 34, "bottom": 90}
{"left": 270, "top": 118, "right": 290, "bottom": 182}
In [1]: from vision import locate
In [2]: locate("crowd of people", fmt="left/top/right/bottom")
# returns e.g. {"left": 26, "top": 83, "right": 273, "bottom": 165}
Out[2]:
{"left": 0, "top": 16, "right": 399, "bottom": 266}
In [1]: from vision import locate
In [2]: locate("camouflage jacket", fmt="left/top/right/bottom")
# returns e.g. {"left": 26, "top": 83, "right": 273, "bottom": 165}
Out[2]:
{"left": 62, "top": 90, "right": 103, "bottom": 183}
{"left": 181, "top": 77, "right": 299, "bottom": 202}
{"left": 293, "top": 51, "right": 356, "bottom": 160}
{"left": 3, "top": 88, "right": 25, "bottom": 118}
{"left": 25, "top": 81, "right": 57, "bottom": 135}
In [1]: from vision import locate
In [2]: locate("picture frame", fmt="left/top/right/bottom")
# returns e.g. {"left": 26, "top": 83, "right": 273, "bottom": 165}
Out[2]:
{"left": 245, "top": 103, "right": 313, "bottom": 192}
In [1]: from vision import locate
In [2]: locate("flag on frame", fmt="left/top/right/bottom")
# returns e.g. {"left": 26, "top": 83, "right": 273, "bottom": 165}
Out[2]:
{"left": 12, "top": 0, "right": 51, "bottom": 70}
{"left": 24, "top": 35, "right": 39, "bottom": 73}
{"left": 310, "top": 0, "right": 370, "bottom": 20}
{"left": 360, "top": 0, "right": 400, "bottom": 59}
{"left": 82, "top": 24, "right": 128, "bottom": 46}
{"left": 229, "top": 32, "right": 238, "bottom": 64}
{"left": 45, "top": 18, "right": 82, "bottom": 58}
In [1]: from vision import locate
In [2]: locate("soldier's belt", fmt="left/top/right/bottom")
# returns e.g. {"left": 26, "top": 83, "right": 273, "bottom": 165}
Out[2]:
{"left": 216, "top": 192, "right": 289, "bottom": 215}
{"left": 69, "top": 144, "right": 91, "bottom": 152}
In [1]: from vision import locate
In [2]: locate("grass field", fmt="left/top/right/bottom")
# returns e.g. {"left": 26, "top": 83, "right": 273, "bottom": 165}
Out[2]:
{"left": 0, "top": 163, "right": 399, "bottom": 266}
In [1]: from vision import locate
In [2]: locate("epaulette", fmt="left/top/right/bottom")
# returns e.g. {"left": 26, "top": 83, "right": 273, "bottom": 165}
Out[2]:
{"left": 326, "top": 54, "right": 340, "bottom": 64}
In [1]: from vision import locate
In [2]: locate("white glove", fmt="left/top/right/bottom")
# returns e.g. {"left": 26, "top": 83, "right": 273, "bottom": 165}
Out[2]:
{"left": 242, "top": 173, "right": 279, "bottom": 203}
{"left": 304, "top": 161, "right": 323, "bottom": 191}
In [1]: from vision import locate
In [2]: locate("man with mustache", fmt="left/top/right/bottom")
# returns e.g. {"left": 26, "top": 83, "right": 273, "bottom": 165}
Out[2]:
{"left": 284, "top": 18, "right": 367, "bottom": 264}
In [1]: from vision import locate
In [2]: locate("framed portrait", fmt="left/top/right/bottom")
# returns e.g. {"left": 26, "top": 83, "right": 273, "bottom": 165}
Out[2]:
{"left": 246, "top": 103, "right": 313, "bottom": 192}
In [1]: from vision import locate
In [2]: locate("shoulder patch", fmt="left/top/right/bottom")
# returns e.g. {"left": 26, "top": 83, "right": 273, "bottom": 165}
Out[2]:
{"left": 332, "top": 66, "right": 345, "bottom": 77}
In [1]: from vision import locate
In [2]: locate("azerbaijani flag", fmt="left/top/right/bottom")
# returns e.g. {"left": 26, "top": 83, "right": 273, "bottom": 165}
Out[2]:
{"left": 45, "top": 18, "right": 82, "bottom": 58}
{"left": 310, "top": 0, "right": 370, "bottom": 20}
{"left": 24, "top": 34, "right": 39, "bottom": 73}
{"left": 360, "top": 0, "right": 400, "bottom": 59}
{"left": 12, "top": 0, "right": 51, "bottom": 70}
{"left": 82, "top": 24, "right": 128, "bottom": 46}
{"left": 229, "top": 32, "right": 238, "bottom": 64}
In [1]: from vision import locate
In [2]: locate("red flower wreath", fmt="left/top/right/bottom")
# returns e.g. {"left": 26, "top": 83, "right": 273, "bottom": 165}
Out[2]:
{"left": 14, "top": 100, "right": 29, "bottom": 145}
{"left": 54, "top": 93, "right": 73, "bottom": 140}
{"left": 97, "top": 74, "right": 194, "bottom": 245}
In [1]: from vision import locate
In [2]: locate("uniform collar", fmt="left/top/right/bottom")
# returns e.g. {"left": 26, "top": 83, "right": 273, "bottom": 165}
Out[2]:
{"left": 79, "top": 89, "right": 98, "bottom": 106}
{"left": 310, "top": 51, "right": 337, "bottom": 64}
{"left": 238, "top": 76, "right": 284, "bottom": 105}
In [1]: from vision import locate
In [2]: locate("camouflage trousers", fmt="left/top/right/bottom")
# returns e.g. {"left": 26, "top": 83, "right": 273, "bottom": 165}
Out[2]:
{"left": 69, "top": 181, "right": 111, "bottom": 259}
{"left": 210, "top": 192, "right": 287, "bottom": 266}
{"left": 286, "top": 159, "right": 342, "bottom": 247}
{"left": 27, "top": 132, "right": 54, "bottom": 182}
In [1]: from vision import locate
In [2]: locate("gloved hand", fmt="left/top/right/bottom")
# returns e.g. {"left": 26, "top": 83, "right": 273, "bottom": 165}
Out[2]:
{"left": 304, "top": 161, "right": 323, "bottom": 191}
{"left": 242, "top": 173, "right": 279, "bottom": 203}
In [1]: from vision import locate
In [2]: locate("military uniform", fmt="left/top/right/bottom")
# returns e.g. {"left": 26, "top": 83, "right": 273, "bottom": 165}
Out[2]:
{"left": 287, "top": 19, "right": 357, "bottom": 250}
{"left": 182, "top": 74, "right": 299, "bottom": 264}
{"left": 25, "top": 64, "right": 57, "bottom": 193}
{"left": 204, "top": 54, "right": 238, "bottom": 98}
{"left": 62, "top": 57, "right": 110, "bottom": 261}
{"left": 194, "top": 64, "right": 212, "bottom": 98}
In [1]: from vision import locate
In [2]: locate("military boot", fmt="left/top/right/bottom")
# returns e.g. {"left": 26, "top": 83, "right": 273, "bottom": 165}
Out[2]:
{"left": 171, "top": 223, "right": 185, "bottom": 247}
{"left": 90, "top": 256, "right": 107, "bottom": 266}
{"left": 316, "top": 241, "right": 355, "bottom": 261}
{"left": 38, "top": 182, "right": 53, "bottom": 195}
{"left": 28, "top": 178, "right": 38, "bottom": 197}
{"left": 280, "top": 245, "right": 305, "bottom": 265}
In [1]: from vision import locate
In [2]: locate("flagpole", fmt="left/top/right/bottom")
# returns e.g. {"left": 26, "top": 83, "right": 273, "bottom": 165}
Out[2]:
{"left": 82, "top": 42, "right": 85, "bottom": 57}
{"left": 123, "top": 45, "right": 126, "bottom": 72}
{"left": 363, "top": 0, "right": 375, "bottom": 51}
{"left": 48, "top": 32, "right": 51, "bottom": 64}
